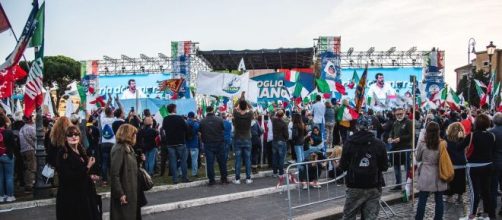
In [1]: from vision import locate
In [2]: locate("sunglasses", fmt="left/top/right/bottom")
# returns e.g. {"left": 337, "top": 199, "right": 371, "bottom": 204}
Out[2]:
{"left": 66, "top": 133, "right": 80, "bottom": 138}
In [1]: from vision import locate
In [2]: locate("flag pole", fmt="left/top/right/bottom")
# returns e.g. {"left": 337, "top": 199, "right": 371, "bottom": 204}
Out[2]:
{"left": 411, "top": 75, "right": 417, "bottom": 207}
{"left": 0, "top": 2, "right": 31, "bottom": 67}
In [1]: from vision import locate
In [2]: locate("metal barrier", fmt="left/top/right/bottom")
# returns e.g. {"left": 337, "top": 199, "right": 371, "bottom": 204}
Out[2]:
{"left": 285, "top": 149, "right": 415, "bottom": 219}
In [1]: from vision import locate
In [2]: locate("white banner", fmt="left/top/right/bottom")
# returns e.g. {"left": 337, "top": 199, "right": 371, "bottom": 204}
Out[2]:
{"left": 196, "top": 71, "right": 258, "bottom": 102}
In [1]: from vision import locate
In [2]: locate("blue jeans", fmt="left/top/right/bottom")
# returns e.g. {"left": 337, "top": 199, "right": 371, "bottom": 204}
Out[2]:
{"left": 205, "top": 142, "right": 227, "bottom": 183}
{"left": 0, "top": 155, "right": 15, "bottom": 197}
{"left": 234, "top": 138, "right": 252, "bottom": 180}
{"left": 272, "top": 141, "right": 287, "bottom": 175}
{"left": 168, "top": 145, "right": 188, "bottom": 183}
{"left": 189, "top": 148, "right": 199, "bottom": 176}
{"left": 294, "top": 145, "right": 304, "bottom": 163}
{"left": 304, "top": 144, "right": 323, "bottom": 157}
{"left": 100, "top": 143, "right": 113, "bottom": 182}
{"left": 223, "top": 139, "right": 231, "bottom": 162}
{"left": 393, "top": 150, "right": 411, "bottom": 185}
{"left": 145, "top": 147, "right": 158, "bottom": 176}
{"left": 415, "top": 191, "right": 443, "bottom": 220}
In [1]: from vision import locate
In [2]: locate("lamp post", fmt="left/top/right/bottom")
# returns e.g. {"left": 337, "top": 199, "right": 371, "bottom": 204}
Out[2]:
{"left": 487, "top": 41, "right": 496, "bottom": 74}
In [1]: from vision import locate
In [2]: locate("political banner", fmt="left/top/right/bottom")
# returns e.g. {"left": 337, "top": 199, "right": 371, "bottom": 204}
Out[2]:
{"left": 250, "top": 72, "right": 295, "bottom": 104}
{"left": 321, "top": 52, "right": 341, "bottom": 81}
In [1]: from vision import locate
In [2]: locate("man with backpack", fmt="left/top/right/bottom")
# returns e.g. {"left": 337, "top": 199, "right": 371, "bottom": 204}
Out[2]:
{"left": 340, "top": 116, "right": 388, "bottom": 220}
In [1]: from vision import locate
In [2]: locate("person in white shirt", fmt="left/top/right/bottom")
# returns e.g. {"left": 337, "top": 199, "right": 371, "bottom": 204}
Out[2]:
{"left": 311, "top": 95, "right": 326, "bottom": 151}
{"left": 121, "top": 79, "right": 146, "bottom": 99}
{"left": 367, "top": 73, "right": 397, "bottom": 102}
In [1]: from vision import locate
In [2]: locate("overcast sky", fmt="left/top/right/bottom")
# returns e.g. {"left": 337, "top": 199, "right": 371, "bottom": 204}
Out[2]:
{"left": 1, "top": 0, "right": 501, "bottom": 89}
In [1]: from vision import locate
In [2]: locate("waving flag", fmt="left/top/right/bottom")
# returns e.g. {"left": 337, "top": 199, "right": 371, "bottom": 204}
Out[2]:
{"left": 474, "top": 79, "right": 488, "bottom": 107}
{"left": 354, "top": 65, "right": 368, "bottom": 112}
{"left": 24, "top": 57, "right": 43, "bottom": 116}
{"left": 347, "top": 70, "right": 359, "bottom": 89}
{"left": 0, "top": 3, "right": 11, "bottom": 34}
{"left": 446, "top": 88, "right": 461, "bottom": 111}
{"left": 336, "top": 104, "right": 359, "bottom": 122}
{"left": 0, "top": 2, "right": 39, "bottom": 72}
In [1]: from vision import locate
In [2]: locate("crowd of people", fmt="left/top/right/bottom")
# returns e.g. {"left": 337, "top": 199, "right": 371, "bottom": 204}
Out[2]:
{"left": 1, "top": 91, "right": 502, "bottom": 220}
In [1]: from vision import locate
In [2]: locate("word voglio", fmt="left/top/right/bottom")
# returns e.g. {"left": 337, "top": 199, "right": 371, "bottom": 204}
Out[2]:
{"left": 257, "top": 80, "right": 289, "bottom": 99}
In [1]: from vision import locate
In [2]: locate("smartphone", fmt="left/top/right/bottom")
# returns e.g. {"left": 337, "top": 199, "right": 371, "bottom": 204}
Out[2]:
{"left": 130, "top": 107, "right": 135, "bottom": 112}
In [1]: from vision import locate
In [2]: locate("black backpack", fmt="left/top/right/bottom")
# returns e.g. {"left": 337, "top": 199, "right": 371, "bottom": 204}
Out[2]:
{"left": 347, "top": 140, "right": 380, "bottom": 188}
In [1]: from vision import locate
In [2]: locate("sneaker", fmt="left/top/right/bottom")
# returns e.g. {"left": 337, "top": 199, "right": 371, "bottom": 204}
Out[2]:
{"left": 5, "top": 196, "right": 15, "bottom": 202}
{"left": 0, "top": 196, "right": 5, "bottom": 203}
{"left": 181, "top": 179, "right": 192, "bottom": 183}
{"left": 233, "top": 179, "right": 241, "bottom": 184}
{"left": 246, "top": 179, "right": 253, "bottom": 184}
{"left": 302, "top": 184, "right": 308, "bottom": 190}
{"left": 221, "top": 179, "right": 230, "bottom": 185}
{"left": 207, "top": 181, "right": 216, "bottom": 186}
{"left": 312, "top": 184, "right": 321, "bottom": 189}
{"left": 272, "top": 173, "right": 278, "bottom": 178}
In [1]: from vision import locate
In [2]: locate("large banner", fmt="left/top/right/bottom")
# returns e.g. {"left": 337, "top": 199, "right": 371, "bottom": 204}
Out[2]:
{"left": 249, "top": 72, "right": 295, "bottom": 104}
{"left": 318, "top": 36, "right": 342, "bottom": 81}
{"left": 423, "top": 49, "right": 445, "bottom": 98}
{"left": 336, "top": 67, "right": 423, "bottom": 99}
{"left": 171, "top": 41, "right": 191, "bottom": 77}
{"left": 196, "top": 71, "right": 258, "bottom": 102}
{"left": 98, "top": 73, "right": 172, "bottom": 98}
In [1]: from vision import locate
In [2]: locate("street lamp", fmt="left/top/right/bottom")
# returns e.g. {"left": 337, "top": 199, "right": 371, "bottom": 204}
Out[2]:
{"left": 487, "top": 41, "right": 496, "bottom": 73}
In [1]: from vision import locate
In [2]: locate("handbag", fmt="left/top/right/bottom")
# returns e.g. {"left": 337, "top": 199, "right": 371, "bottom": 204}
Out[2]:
{"left": 138, "top": 167, "right": 154, "bottom": 191}
{"left": 438, "top": 140, "right": 454, "bottom": 182}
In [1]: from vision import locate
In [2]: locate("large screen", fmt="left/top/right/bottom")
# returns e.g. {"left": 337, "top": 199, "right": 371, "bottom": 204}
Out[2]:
{"left": 98, "top": 72, "right": 172, "bottom": 99}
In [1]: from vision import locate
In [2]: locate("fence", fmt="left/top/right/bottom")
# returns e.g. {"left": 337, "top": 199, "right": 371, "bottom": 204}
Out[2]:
{"left": 285, "top": 149, "right": 415, "bottom": 219}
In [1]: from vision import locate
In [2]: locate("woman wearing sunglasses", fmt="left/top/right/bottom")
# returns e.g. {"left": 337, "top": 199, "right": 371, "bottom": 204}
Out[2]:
{"left": 56, "top": 126, "right": 100, "bottom": 220}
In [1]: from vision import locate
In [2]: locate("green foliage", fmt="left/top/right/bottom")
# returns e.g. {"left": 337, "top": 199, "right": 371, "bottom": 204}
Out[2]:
{"left": 43, "top": 55, "right": 81, "bottom": 108}
{"left": 457, "top": 69, "right": 491, "bottom": 107}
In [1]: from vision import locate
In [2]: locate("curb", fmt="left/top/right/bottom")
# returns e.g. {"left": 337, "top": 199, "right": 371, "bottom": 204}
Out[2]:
{"left": 103, "top": 184, "right": 295, "bottom": 220}
{"left": 293, "top": 191, "right": 415, "bottom": 220}
{"left": 0, "top": 170, "right": 273, "bottom": 212}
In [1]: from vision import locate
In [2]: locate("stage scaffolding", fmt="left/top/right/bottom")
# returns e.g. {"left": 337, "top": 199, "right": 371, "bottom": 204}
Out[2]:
{"left": 91, "top": 46, "right": 440, "bottom": 87}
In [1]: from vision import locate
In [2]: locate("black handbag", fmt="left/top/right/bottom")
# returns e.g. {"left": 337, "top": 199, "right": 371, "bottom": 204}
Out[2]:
{"left": 138, "top": 167, "right": 154, "bottom": 191}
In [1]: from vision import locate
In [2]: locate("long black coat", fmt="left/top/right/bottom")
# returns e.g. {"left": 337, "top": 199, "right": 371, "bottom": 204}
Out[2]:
{"left": 56, "top": 149, "right": 100, "bottom": 220}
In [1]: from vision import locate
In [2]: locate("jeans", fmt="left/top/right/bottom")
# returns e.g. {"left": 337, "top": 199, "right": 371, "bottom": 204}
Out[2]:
{"left": 272, "top": 141, "right": 287, "bottom": 175}
{"left": 234, "top": 138, "right": 252, "bottom": 180}
{"left": 145, "top": 147, "right": 158, "bottom": 176}
{"left": 342, "top": 187, "right": 382, "bottom": 220}
{"left": 325, "top": 122, "right": 335, "bottom": 148}
{"left": 251, "top": 141, "right": 262, "bottom": 167}
{"left": 160, "top": 146, "right": 168, "bottom": 176}
{"left": 294, "top": 145, "right": 305, "bottom": 163}
{"left": 304, "top": 145, "right": 323, "bottom": 157}
{"left": 314, "top": 123, "right": 326, "bottom": 151}
{"left": 0, "top": 155, "right": 15, "bottom": 197}
{"left": 415, "top": 191, "right": 443, "bottom": 220}
{"left": 167, "top": 145, "right": 188, "bottom": 183}
{"left": 205, "top": 142, "right": 227, "bottom": 183}
{"left": 189, "top": 148, "right": 199, "bottom": 176}
{"left": 100, "top": 143, "right": 113, "bottom": 182}
{"left": 392, "top": 150, "right": 411, "bottom": 185}
{"left": 223, "top": 140, "right": 232, "bottom": 162}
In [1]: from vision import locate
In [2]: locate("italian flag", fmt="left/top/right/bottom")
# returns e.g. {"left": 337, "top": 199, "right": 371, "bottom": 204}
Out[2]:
{"left": 336, "top": 104, "right": 359, "bottom": 122}
{"left": 474, "top": 79, "right": 488, "bottom": 107}
{"left": 347, "top": 70, "right": 359, "bottom": 89}
{"left": 445, "top": 88, "right": 461, "bottom": 111}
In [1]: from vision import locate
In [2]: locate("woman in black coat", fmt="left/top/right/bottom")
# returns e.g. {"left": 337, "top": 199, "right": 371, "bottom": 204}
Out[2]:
{"left": 445, "top": 122, "right": 469, "bottom": 202}
{"left": 56, "top": 126, "right": 101, "bottom": 220}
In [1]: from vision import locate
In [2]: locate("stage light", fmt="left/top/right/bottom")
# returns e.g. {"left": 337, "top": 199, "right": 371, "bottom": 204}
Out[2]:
{"left": 392, "top": 59, "right": 396, "bottom": 66}
{"left": 104, "top": 67, "right": 109, "bottom": 73}
{"left": 158, "top": 53, "right": 169, "bottom": 59}
{"left": 370, "top": 59, "right": 375, "bottom": 66}
{"left": 412, "top": 59, "right": 416, "bottom": 65}
{"left": 347, "top": 47, "right": 354, "bottom": 56}
{"left": 349, "top": 59, "right": 354, "bottom": 67}
{"left": 367, "top": 47, "right": 375, "bottom": 57}
{"left": 386, "top": 47, "right": 396, "bottom": 56}
{"left": 140, "top": 66, "right": 145, "bottom": 72}
{"left": 121, "top": 67, "right": 126, "bottom": 73}
{"left": 160, "top": 65, "right": 164, "bottom": 71}
{"left": 406, "top": 47, "right": 417, "bottom": 57}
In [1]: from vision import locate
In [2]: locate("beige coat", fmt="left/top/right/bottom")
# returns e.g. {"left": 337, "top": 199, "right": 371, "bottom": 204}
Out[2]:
{"left": 416, "top": 140, "right": 448, "bottom": 192}
{"left": 110, "top": 143, "right": 138, "bottom": 220}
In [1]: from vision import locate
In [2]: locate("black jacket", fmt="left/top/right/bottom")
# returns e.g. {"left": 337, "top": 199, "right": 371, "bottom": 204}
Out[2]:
{"left": 490, "top": 126, "right": 502, "bottom": 169}
{"left": 200, "top": 113, "right": 225, "bottom": 144}
{"left": 292, "top": 125, "right": 306, "bottom": 146}
{"left": 162, "top": 115, "right": 188, "bottom": 146}
{"left": 340, "top": 130, "right": 388, "bottom": 188}
{"left": 272, "top": 117, "right": 289, "bottom": 142}
{"left": 0, "top": 129, "right": 15, "bottom": 158}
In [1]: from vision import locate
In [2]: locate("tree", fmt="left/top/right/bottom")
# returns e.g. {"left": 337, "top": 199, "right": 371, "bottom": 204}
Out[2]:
{"left": 43, "top": 56, "right": 80, "bottom": 109}
{"left": 457, "top": 69, "right": 490, "bottom": 108}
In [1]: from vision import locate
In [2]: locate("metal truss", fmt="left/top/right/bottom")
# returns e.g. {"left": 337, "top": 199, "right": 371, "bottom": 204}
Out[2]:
{"left": 96, "top": 53, "right": 211, "bottom": 85}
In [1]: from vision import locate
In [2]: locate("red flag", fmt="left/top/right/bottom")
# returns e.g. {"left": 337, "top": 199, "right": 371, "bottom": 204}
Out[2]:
{"left": 89, "top": 95, "right": 106, "bottom": 107}
{"left": 23, "top": 59, "right": 43, "bottom": 117}
{"left": 0, "top": 3, "right": 11, "bottom": 33}
{"left": 335, "top": 82, "right": 346, "bottom": 95}
{"left": 0, "top": 65, "right": 27, "bottom": 99}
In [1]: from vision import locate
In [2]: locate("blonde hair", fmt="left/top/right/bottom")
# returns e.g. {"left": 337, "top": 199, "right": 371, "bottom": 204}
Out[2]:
{"left": 50, "top": 116, "right": 72, "bottom": 147}
{"left": 446, "top": 122, "right": 465, "bottom": 143}
{"left": 116, "top": 124, "right": 137, "bottom": 146}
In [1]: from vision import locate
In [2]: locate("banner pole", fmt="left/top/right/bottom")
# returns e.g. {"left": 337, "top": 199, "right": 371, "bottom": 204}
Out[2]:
{"left": 411, "top": 75, "right": 416, "bottom": 207}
